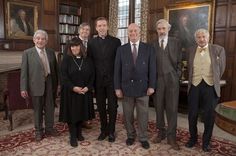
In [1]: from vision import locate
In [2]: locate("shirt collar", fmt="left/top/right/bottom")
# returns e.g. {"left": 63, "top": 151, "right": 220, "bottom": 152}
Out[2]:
{"left": 35, "top": 46, "right": 46, "bottom": 53}
{"left": 198, "top": 44, "right": 208, "bottom": 49}
{"left": 130, "top": 40, "right": 140, "bottom": 46}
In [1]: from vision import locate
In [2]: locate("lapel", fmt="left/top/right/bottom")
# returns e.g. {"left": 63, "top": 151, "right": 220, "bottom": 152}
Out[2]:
{"left": 136, "top": 42, "right": 144, "bottom": 65}
{"left": 189, "top": 46, "right": 197, "bottom": 68}
{"left": 32, "top": 47, "right": 44, "bottom": 70}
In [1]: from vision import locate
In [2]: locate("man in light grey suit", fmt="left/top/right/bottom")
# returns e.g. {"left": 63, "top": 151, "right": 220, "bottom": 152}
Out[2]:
{"left": 185, "top": 28, "right": 226, "bottom": 152}
{"left": 20, "top": 29, "right": 59, "bottom": 141}
{"left": 152, "top": 19, "right": 182, "bottom": 150}
{"left": 114, "top": 23, "right": 156, "bottom": 149}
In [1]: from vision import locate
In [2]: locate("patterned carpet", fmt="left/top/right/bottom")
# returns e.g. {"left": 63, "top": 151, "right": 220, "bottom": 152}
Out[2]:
{"left": 0, "top": 110, "right": 235, "bottom": 156}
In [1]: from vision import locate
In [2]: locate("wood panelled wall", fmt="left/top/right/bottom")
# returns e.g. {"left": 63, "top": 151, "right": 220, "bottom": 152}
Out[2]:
{"left": 147, "top": 0, "right": 236, "bottom": 102}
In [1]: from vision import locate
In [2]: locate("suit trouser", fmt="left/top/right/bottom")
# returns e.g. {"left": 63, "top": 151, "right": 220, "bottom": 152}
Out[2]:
{"left": 31, "top": 75, "right": 55, "bottom": 134}
{"left": 153, "top": 71, "right": 179, "bottom": 140}
{"left": 96, "top": 84, "right": 118, "bottom": 134}
{"left": 188, "top": 80, "right": 218, "bottom": 146}
{"left": 122, "top": 96, "right": 149, "bottom": 141}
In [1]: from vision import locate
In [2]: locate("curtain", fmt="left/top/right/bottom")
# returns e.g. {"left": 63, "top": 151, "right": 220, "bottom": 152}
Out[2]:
{"left": 108, "top": 0, "right": 118, "bottom": 37}
{"left": 140, "top": 0, "right": 149, "bottom": 42}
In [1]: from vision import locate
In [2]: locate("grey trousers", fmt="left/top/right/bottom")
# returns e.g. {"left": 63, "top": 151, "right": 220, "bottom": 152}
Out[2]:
{"left": 122, "top": 96, "right": 149, "bottom": 141}
{"left": 153, "top": 71, "right": 179, "bottom": 140}
{"left": 31, "top": 75, "right": 55, "bottom": 134}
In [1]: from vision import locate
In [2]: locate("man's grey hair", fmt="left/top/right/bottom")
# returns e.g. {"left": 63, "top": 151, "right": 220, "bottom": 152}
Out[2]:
{"left": 194, "top": 28, "right": 210, "bottom": 39}
{"left": 78, "top": 22, "right": 90, "bottom": 32}
{"left": 33, "top": 29, "right": 48, "bottom": 40}
{"left": 155, "top": 19, "right": 171, "bottom": 30}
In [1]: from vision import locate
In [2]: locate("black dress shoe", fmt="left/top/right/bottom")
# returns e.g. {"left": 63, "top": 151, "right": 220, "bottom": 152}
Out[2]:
{"left": 70, "top": 138, "right": 78, "bottom": 147}
{"left": 185, "top": 140, "right": 197, "bottom": 148}
{"left": 77, "top": 134, "right": 85, "bottom": 141}
{"left": 140, "top": 141, "right": 150, "bottom": 149}
{"left": 126, "top": 138, "right": 135, "bottom": 146}
{"left": 202, "top": 145, "right": 211, "bottom": 152}
{"left": 98, "top": 132, "right": 107, "bottom": 141}
{"left": 108, "top": 133, "right": 116, "bottom": 142}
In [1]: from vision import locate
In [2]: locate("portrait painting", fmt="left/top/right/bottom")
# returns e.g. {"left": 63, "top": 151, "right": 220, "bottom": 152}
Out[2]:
{"left": 164, "top": 2, "right": 215, "bottom": 52}
{"left": 5, "top": 0, "right": 38, "bottom": 39}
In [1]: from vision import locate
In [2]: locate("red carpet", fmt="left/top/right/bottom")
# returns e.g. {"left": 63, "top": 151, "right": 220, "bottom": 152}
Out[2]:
{"left": 0, "top": 114, "right": 235, "bottom": 155}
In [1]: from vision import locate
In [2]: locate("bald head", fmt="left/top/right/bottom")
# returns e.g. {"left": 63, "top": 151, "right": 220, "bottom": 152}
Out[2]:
{"left": 128, "top": 23, "right": 140, "bottom": 43}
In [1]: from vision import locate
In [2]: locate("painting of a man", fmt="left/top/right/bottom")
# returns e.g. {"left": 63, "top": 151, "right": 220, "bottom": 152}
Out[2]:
{"left": 167, "top": 5, "right": 210, "bottom": 51}
{"left": 6, "top": 1, "right": 37, "bottom": 39}
{"left": 10, "top": 9, "right": 34, "bottom": 37}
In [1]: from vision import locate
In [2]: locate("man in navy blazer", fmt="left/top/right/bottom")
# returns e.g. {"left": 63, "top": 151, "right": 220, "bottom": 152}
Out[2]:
{"left": 185, "top": 28, "right": 226, "bottom": 152}
{"left": 114, "top": 23, "right": 156, "bottom": 149}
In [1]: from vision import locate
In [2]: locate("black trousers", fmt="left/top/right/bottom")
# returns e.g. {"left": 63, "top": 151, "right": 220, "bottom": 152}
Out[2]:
{"left": 95, "top": 84, "right": 118, "bottom": 134}
{"left": 188, "top": 80, "right": 218, "bottom": 147}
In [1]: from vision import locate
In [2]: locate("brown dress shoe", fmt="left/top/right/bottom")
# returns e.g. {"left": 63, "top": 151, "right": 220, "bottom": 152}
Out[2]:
{"left": 45, "top": 128, "right": 59, "bottom": 137}
{"left": 35, "top": 133, "right": 43, "bottom": 142}
{"left": 82, "top": 121, "right": 92, "bottom": 129}
{"left": 167, "top": 139, "right": 180, "bottom": 150}
{"left": 153, "top": 134, "right": 166, "bottom": 143}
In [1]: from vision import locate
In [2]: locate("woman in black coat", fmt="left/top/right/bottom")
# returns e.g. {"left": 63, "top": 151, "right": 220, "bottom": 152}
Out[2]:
{"left": 59, "top": 38, "right": 95, "bottom": 147}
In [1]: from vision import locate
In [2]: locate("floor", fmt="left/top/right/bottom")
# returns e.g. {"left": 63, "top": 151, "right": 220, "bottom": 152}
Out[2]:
{"left": 1, "top": 102, "right": 235, "bottom": 143}
{"left": 117, "top": 102, "right": 236, "bottom": 143}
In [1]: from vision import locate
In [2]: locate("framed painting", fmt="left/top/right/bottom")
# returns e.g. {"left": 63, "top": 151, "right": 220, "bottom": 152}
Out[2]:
{"left": 164, "top": 1, "right": 215, "bottom": 52}
{"left": 5, "top": 0, "right": 38, "bottom": 39}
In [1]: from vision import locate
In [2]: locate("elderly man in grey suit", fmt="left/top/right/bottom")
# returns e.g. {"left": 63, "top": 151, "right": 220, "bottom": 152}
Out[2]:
{"left": 114, "top": 23, "right": 156, "bottom": 149}
{"left": 152, "top": 19, "right": 182, "bottom": 150}
{"left": 20, "top": 29, "right": 59, "bottom": 142}
{"left": 185, "top": 28, "right": 226, "bottom": 152}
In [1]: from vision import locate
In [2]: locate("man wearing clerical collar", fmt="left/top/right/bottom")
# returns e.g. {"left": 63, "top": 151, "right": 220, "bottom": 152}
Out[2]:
{"left": 87, "top": 17, "right": 121, "bottom": 143}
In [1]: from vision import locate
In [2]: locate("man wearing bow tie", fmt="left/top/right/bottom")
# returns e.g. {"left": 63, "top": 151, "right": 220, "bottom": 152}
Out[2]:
{"left": 185, "top": 28, "right": 226, "bottom": 152}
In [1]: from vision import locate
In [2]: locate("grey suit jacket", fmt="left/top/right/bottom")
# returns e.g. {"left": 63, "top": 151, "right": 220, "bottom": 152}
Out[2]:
{"left": 114, "top": 42, "right": 156, "bottom": 97}
{"left": 187, "top": 44, "right": 226, "bottom": 97}
{"left": 20, "top": 47, "right": 58, "bottom": 97}
{"left": 152, "top": 37, "right": 182, "bottom": 79}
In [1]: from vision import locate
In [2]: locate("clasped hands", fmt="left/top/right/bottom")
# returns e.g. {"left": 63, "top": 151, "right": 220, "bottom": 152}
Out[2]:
{"left": 73, "top": 86, "right": 88, "bottom": 94}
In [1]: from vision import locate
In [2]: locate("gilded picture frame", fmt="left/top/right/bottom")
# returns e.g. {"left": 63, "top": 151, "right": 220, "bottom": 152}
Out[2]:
{"left": 5, "top": 0, "right": 38, "bottom": 39}
{"left": 164, "top": 1, "right": 215, "bottom": 52}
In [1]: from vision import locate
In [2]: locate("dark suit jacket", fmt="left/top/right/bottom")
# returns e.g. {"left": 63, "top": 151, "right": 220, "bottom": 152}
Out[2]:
{"left": 152, "top": 37, "right": 182, "bottom": 79}
{"left": 187, "top": 44, "right": 226, "bottom": 97}
{"left": 87, "top": 35, "right": 121, "bottom": 87}
{"left": 20, "top": 47, "right": 58, "bottom": 98}
{"left": 114, "top": 42, "right": 156, "bottom": 97}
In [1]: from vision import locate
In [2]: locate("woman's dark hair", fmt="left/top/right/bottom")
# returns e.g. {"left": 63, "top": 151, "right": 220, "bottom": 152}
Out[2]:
{"left": 66, "top": 37, "right": 86, "bottom": 57}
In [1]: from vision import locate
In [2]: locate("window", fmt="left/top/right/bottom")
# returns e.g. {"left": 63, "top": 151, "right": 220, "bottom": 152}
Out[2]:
{"left": 117, "top": 0, "right": 142, "bottom": 44}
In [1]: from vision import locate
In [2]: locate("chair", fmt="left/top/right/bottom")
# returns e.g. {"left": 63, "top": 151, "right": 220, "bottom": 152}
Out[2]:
{"left": 3, "top": 70, "right": 33, "bottom": 130}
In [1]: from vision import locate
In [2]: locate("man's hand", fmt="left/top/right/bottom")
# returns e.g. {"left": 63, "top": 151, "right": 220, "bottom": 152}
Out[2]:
{"left": 21, "top": 91, "right": 29, "bottom": 99}
{"left": 147, "top": 88, "right": 154, "bottom": 96}
{"left": 115, "top": 89, "right": 123, "bottom": 98}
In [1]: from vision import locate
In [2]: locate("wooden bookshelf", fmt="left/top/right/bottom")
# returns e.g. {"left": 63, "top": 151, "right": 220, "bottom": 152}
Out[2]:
{"left": 59, "top": 4, "right": 81, "bottom": 53}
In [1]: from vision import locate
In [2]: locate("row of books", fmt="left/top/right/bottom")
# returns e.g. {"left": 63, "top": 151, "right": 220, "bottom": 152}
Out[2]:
{"left": 59, "top": 15, "right": 80, "bottom": 24}
{"left": 59, "top": 24, "right": 79, "bottom": 34}
{"left": 60, "top": 34, "right": 78, "bottom": 44}
{"left": 60, "top": 5, "right": 81, "bottom": 15}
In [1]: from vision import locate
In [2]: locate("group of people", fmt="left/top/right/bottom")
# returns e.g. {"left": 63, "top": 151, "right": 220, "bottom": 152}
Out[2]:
{"left": 20, "top": 17, "right": 226, "bottom": 153}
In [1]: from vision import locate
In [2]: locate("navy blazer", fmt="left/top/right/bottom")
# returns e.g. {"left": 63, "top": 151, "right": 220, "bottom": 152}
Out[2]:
{"left": 114, "top": 42, "right": 156, "bottom": 97}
